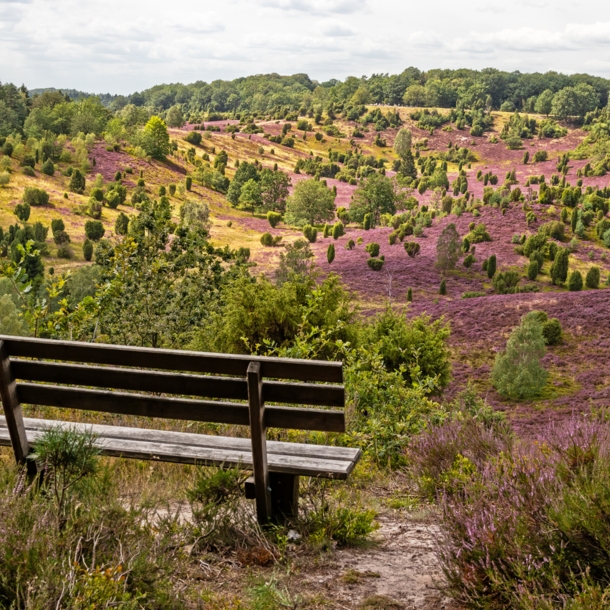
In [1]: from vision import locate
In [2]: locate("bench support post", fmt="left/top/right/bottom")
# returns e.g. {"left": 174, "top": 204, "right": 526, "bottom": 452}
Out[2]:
{"left": 0, "top": 341, "right": 36, "bottom": 476}
{"left": 247, "top": 361, "right": 271, "bottom": 524}
{"left": 270, "top": 472, "right": 299, "bottom": 520}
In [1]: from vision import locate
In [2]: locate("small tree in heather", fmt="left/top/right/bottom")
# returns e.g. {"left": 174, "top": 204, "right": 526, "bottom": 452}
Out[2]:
{"left": 115, "top": 212, "right": 129, "bottom": 235}
{"left": 568, "top": 270, "right": 583, "bottom": 291}
{"left": 394, "top": 127, "right": 417, "bottom": 180}
{"left": 285, "top": 178, "right": 336, "bottom": 226}
{"left": 439, "top": 278, "right": 447, "bottom": 295}
{"left": 492, "top": 314, "right": 548, "bottom": 399}
{"left": 69, "top": 169, "right": 85, "bottom": 194}
{"left": 435, "top": 223, "right": 460, "bottom": 272}
{"left": 327, "top": 243, "right": 335, "bottom": 264}
{"left": 586, "top": 266, "right": 600, "bottom": 288}
{"left": 550, "top": 247, "right": 569, "bottom": 285}
{"left": 487, "top": 254, "right": 497, "bottom": 279}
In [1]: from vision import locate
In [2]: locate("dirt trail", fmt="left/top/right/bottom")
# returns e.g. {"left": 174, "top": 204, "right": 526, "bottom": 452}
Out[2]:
{"left": 297, "top": 511, "right": 460, "bottom": 609}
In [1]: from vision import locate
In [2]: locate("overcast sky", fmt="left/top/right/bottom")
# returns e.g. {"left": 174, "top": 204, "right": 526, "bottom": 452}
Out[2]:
{"left": 2, "top": 0, "right": 610, "bottom": 94}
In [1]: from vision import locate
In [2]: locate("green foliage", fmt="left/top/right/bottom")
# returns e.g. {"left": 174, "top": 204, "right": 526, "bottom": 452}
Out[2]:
{"left": 285, "top": 178, "right": 336, "bottom": 226}
{"left": 327, "top": 243, "right": 335, "bottom": 264}
{"left": 267, "top": 210, "right": 281, "bottom": 228}
{"left": 274, "top": 239, "right": 314, "bottom": 285}
{"left": 365, "top": 242, "right": 380, "bottom": 257}
{"left": 140, "top": 116, "right": 171, "bottom": 159}
{"left": 259, "top": 168, "right": 291, "bottom": 213}
{"left": 14, "top": 202, "right": 30, "bottom": 222}
{"left": 487, "top": 254, "right": 497, "bottom": 279}
{"left": 349, "top": 173, "right": 401, "bottom": 227}
{"left": 527, "top": 260, "right": 539, "bottom": 280}
{"left": 23, "top": 186, "right": 49, "bottom": 207}
{"left": 115, "top": 212, "right": 129, "bottom": 235}
{"left": 302, "top": 224, "right": 317, "bottom": 243}
{"left": 568, "top": 269, "right": 584, "bottom": 291}
{"left": 492, "top": 313, "right": 548, "bottom": 399}
{"left": 41, "top": 158, "right": 55, "bottom": 176}
{"left": 551, "top": 247, "right": 570, "bottom": 285}
{"left": 404, "top": 242, "right": 420, "bottom": 258}
{"left": 69, "top": 168, "right": 85, "bottom": 194}
{"left": 586, "top": 266, "right": 601, "bottom": 288}
{"left": 82, "top": 239, "right": 93, "bottom": 261}
{"left": 84, "top": 220, "right": 105, "bottom": 241}
{"left": 493, "top": 270, "right": 521, "bottom": 294}
{"left": 332, "top": 221, "right": 344, "bottom": 239}
{"left": 439, "top": 278, "right": 447, "bottom": 295}
{"left": 367, "top": 257, "right": 384, "bottom": 271}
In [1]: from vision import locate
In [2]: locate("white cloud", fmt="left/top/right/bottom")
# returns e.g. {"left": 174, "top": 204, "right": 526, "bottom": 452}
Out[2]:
{"left": 320, "top": 19, "right": 356, "bottom": 36}
{"left": 260, "top": 0, "right": 366, "bottom": 15}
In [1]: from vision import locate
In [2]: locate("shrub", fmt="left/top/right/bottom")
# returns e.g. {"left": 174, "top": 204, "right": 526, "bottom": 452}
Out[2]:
{"left": 169, "top": 183, "right": 176, "bottom": 196}
{"left": 527, "top": 260, "right": 539, "bottom": 280}
{"left": 14, "top": 202, "right": 30, "bottom": 222}
{"left": 184, "top": 131, "right": 202, "bottom": 145}
{"left": 493, "top": 270, "right": 520, "bottom": 294}
{"left": 332, "top": 222, "right": 345, "bottom": 239}
{"left": 365, "top": 242, "right": 380, "bottom": 257}
{"left": 407, "top": 287, "right": 413, "bottom": 301}
{"left": 439, "top": 278, "right": 447, "bottom": 295}
{"left": 106, "top": 190, "right": 120, "bottom": 209}
{"left": 492, "top": 313, "right": 547, "bottom": 399}
{"left": 540, "top": 220, "right": 565, "bottom": 240}
{"left": 69, "top": 168, "right": 85, "bottom": 193}
{"left": 82, "top": 239, "right": 93, "bottom": 261}
{"left": 327, "top": 243, "right": 335, "bottom": 264}
{"left": 542, "top": 317, "right": 562, "bottom": 345}
{"left": 115, "top": 212, "right": 129, "bottom": 235}
{"left": 53, "top": 230, "right": 70, "bottom": 246}
{"left": 586, "top": 266, "right": 600, "bottom": 288}
{"left": 363, "top": 213, "right": 372, "bottom": 230}
{"left": 185, "top": 176, "right": 192, "bottom": 191}
{"left": 260, "top": 232, "right": 274, "bottom": 246}
{"left": 463, "top": 253, "right": 475, "bottom": 268}
{"left": 267, "top": 211, "right": 281, "bottom": 228}
{"left": 533, "top": 150, "right": 548, "bottom": 162}
{"left": 404, "top": 242, "right": 420, "bottom": 258}
{"left": 23, "top": 186, "right": 49, "bottom": 207}
{"left": 0, "top": 172, "right": 9, "bottom": 187}
{"left": 302, "top": 225, "right": 317, "bottom": 243}
{"left": 367, "top": 257, "right": 384, "bottom": 271}
{"left": 41, "top": 158, "right": 55, "bottom": 176}
{"left": 550, "top": 247, "right": 570, "bottom": 285}
{"left": 346, "top": 239, "right": 355, "bottom": 250}
{"left": 486, "top": 254, "right": 497, "bottom": 279}
{"left": 84, "top": 220, "right": 105, "bottom": 241}
{"left": 568, "top": 269, "right": 583, "bottom": 291}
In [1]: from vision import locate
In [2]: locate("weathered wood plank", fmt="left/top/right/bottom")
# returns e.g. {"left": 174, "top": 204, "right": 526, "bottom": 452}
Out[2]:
{"left": 1, "top": 336, "right": 343, "bottom": 382}
{"left": 15, "top": 384, "right": 346, "bottom": 432}
{"left": 11, "top": 361, "right": 345, "bottom": 407}
{"left": 0, "top": 421, "right": 359, "bottom": 478}
{"left": 0, "top": 341, "right": 34, "bottom": 472}
{"left": 248, "top": 362, "right": 271, "bottom": 523}
{"left": 2, "top": 417, "right": 360, "bottom": 462}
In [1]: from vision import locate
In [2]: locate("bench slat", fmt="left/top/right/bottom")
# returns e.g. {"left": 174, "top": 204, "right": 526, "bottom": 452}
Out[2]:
{"left": 16, "top": 383, "right": 346, "bottom": 433}
{"left": 0, "top": 418, "right": 360, "bottom": 478}
{"left": 1, "top": 336, "right": 343, "bottom": 383}
{"left": 11, "top": 361, "right": 345, "bottom": 407}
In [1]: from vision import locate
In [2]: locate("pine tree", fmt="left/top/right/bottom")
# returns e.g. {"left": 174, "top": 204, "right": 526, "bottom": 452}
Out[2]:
{"left": 568, "top": 270, "right": 583, "bottom": 291}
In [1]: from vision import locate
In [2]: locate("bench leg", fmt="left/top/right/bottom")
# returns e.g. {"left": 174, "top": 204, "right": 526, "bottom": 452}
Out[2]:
{"left": 270, "top": 472, "right": 299, "bottom": 521}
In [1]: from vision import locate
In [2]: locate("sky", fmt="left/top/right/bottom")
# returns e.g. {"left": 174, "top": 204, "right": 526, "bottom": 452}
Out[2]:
{"left": 2, "top": 0, "right": 610, "bottom": 95}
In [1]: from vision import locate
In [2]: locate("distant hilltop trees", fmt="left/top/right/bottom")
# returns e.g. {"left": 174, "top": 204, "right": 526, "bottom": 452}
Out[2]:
{"left": 2, "top": 67, "right": 610, "bottom": 138}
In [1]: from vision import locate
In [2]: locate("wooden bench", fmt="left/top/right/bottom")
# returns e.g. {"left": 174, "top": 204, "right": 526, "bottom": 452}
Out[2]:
{"left": 0, "top": 336, "right": 360, "bottom": 523}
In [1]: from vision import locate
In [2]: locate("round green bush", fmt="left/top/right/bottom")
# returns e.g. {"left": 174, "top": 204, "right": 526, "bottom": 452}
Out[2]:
{"left": 542, "top": 318, "right": 562, "bottom": 345}
{"left": 367, "top": 257, "right": 384, "bottom": 271}
{"left": 260, "top": 232, "right": 274, "bottom": 247}
{"left": 267, "top": 211, "right": 282, "bottom": 228}
{"left": 303, "top": 225, "right": 317, "bottom": 243}
{"left": 84, "top": 220, "right": 105, "bottom": 241}
{"left": 365, "top": 242, "right": 380, "bottom": 257}
{"left": 41, "top": 159, "right": 55, "bottom": 176}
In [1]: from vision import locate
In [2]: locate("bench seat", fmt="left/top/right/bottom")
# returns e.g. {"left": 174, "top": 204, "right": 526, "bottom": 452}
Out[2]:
{"left": 0, "top": 416, "right": 361, "bottom": 480}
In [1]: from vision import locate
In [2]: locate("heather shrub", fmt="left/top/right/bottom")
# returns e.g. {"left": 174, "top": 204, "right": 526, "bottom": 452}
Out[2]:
{"left": 492, "top": 312, "right": 548, "bottom": 399}
{"left": 438, "top": 417, "right": 610, "bottom": 609}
